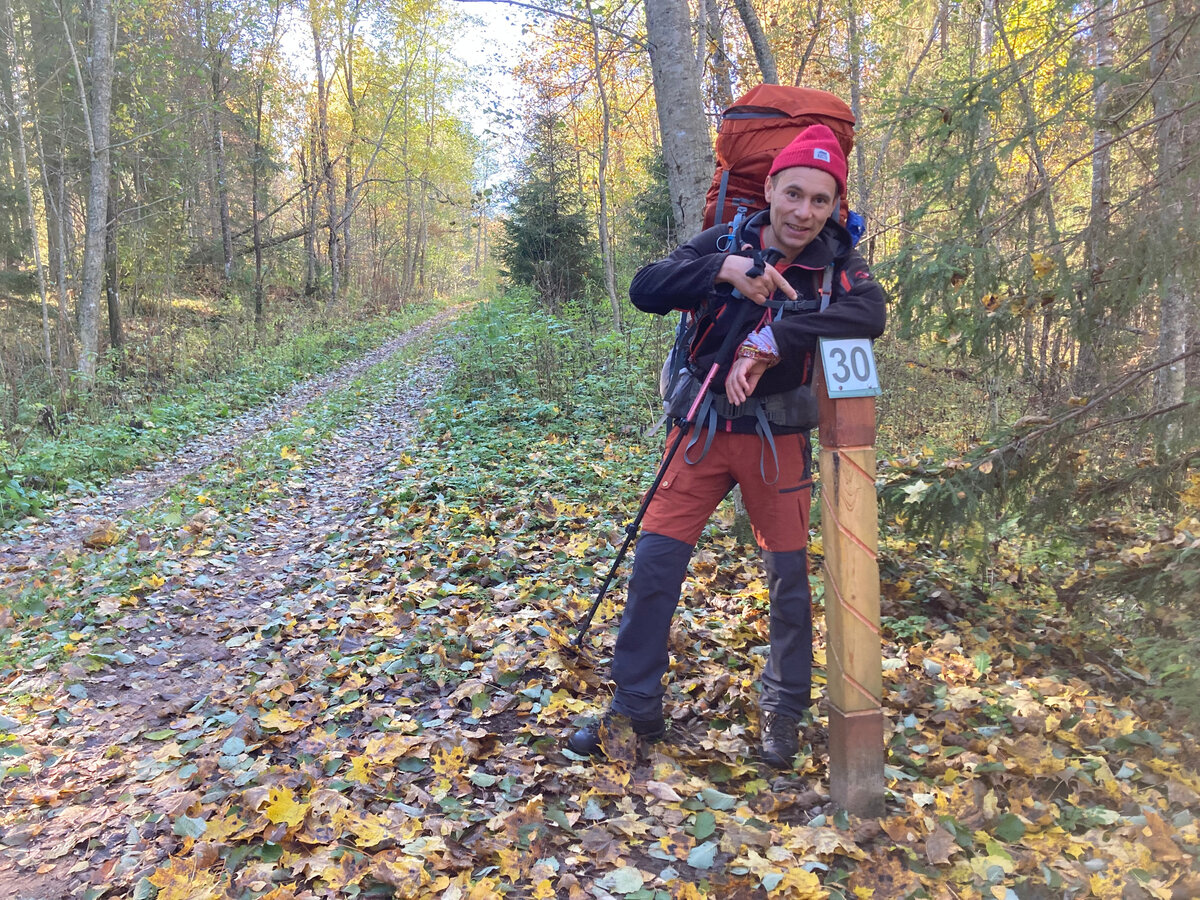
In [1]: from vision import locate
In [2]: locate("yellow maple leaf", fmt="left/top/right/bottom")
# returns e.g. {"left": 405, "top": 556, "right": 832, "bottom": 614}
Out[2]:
{"left": 332, "top": 808, "right": 391, "bottom": 848}
{"left": 204, "top": 812, "right": 249, "bottom": 842}
{"left": 259, "top": 707, "right": 304, "bottom": 733}
{"left": 467, "top": 877, "right": 503, "bottom": 899}
{"left": 264, "top": 786, "right": 309, "bottom": 829}
{"left": 768, "top": 867, "right": 824, "bottom": 898}
{"left": 148, "top": 858, "right": 224, "bottom": 900}
{"left": 431, "top": 745, "right": 467, "bottom": 778}
{"left": 344, "top": 754, "right": 373, "bottom": 784}
{"left": 532, "top": 880, "right": 557, "bottom": 899}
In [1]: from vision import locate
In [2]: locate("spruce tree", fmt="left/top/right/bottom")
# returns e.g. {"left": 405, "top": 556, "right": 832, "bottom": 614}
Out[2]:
{"left": 499, "top": 109, "right": 597, "bottom": 313}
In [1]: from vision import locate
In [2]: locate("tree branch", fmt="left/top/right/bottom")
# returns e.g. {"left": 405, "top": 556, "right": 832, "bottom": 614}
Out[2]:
{"left": 453, "top": 0, "right": 647, "bottom": 50}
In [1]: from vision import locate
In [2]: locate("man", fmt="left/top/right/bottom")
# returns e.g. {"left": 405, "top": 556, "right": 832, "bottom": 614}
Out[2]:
{"left": 568, "top": 124, "right": 886, "bottom": 768}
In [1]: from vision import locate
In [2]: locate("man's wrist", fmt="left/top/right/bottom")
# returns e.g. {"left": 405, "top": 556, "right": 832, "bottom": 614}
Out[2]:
{"left": 736, "top": 344, "right": 780, "bottom": 365}
{"left": 737, "top": 327, "right": 781, "bottom": 367}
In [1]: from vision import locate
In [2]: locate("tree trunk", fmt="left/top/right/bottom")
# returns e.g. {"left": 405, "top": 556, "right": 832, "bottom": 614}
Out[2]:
{"left": 401, "top": 93, "right": 416, "bottom": 298}
{"left": 586, "top": 2, "right": 620, "bottom": 329}
{"left": 704, "top": 0, "right": 734, "bottom": 109}
{"left": 78, "top": 0, "right": 114, "bottom": 383}
{"left": 211, "top": 49, "right": 234, "bottom": 284}
{"left": 730, "top": 0, "right": 778, "bottom": 84}
{"left": 339, "top": 0, "right": 360, "bottom": 289}
{"left": 253, "top": 82, "right": 266, "bottom": 330}
{"left": 643, "top": 0, "right": 713, "bottom": 240}
{"left": 794, "top": 0, "right": 825, "bottom": 85}
{"left": 1074, "top": 0, "right": 1116, "bottom": 397}
{"left": 252, "top": 4, "right": 283, "bottom": 330}
{"left": 2, "top": 0, "right": 51, "bottom": 372}
{"left": 846, "top": 0, "right": 867, "bottom": 219}
{"left": 1147, "top": 0, "right": 1188, "bottom": 455}
{"left": 0, "top": 14, "right": 26, "bottom": 272}
{"left": 105, "top": 182, "right": 123, "bottom": 368}
{"left": 302, "top": 126, "right": 319, "bottom": 297}
{"left": 311, "top": 7, "right": 340, "bottom": 305}
{"left": 36, "top": 109, "right": 73, "bottom": 372}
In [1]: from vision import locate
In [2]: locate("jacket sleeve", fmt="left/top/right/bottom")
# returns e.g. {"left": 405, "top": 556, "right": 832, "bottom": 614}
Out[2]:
{"left": 772, "top": 250, "right": 887, "bottom": 357}
{"left": 628, "top": 227, "right": 730, "bottom": 315}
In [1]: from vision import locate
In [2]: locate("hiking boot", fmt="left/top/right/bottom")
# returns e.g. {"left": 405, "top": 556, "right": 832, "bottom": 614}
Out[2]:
{"left": 761, "top": 711, "right": 800, "bottom": 769}
{"left": 566, "top": 711, "right": 666, "bottom": 757}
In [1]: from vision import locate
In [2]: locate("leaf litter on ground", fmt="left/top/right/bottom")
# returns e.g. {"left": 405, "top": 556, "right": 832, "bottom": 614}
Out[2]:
{"left": 0, "top": 303, "right": 1198, "bottom": 899}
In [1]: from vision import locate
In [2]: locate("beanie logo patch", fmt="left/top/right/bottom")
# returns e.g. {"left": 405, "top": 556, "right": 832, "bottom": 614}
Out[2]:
{"left": 813, "top": 148, "right": 831, "bottom": 162}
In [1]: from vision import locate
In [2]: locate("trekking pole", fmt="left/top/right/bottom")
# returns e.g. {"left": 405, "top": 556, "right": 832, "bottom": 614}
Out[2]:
{"left": 573, "top": 247, "right": 783, "bottom": 649}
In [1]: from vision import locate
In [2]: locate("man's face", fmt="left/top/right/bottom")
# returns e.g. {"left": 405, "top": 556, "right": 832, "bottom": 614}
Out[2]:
{"left": 763, "top": 167, "right": 838, "bottom": 261}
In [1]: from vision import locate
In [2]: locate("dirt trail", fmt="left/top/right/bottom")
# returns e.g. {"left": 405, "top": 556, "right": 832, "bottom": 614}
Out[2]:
{"left": 0, "top": 314, "right": 451, "bottom": 582}
{"left": 0, "top": 314, "right": 456, "bottom": 899}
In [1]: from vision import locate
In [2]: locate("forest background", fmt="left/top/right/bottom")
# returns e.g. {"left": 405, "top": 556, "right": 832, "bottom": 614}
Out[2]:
{"left": 0, "top": 0, "right": 1198, "bottom": 891}
{"left": 1, "top": 0, "right": 1195, "bottom": 709}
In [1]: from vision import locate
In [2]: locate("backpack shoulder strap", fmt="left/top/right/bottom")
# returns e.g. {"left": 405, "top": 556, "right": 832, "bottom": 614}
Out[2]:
{"left": 819, "top": 265, "right": 834, "bottom": 312}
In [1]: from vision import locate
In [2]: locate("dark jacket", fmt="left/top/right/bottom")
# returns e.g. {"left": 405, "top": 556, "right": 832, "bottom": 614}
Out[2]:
{"left": 630, "top": 210, "right": 886, "bottom": 430}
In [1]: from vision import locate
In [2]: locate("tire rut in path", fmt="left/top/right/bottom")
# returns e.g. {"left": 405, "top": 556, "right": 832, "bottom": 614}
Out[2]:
{"left": 0, "top": 318, "right": 456, "bottom": 898}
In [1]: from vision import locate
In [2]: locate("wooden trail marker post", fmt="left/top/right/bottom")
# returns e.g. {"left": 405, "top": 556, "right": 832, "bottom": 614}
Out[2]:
{"left": 815, "top": 338, "right": 885, "bottom": 817}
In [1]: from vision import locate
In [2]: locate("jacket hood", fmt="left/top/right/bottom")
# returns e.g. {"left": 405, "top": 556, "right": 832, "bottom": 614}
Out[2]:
{"left": 737, "top": 208, "right": 853, "bottom": 268}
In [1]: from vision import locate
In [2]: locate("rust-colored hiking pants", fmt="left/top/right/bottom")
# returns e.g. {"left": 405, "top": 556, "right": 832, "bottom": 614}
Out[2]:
{"left": 641, "top": 426, "right": 813, "bottom": 552}
{"left": 609, "top": 425, "right": 816, "bottom": 722}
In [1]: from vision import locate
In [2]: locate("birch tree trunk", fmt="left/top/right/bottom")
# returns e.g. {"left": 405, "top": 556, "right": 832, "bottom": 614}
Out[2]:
{"left": 78, "top": 0, "right": 115, "bottom": 383}
{"left": 643, "top": 0, "right": 713, "bottom": 239}
{"left": 976, "top": 0, "right": 995, "bottom": 227}
{"left": 730, "top": 0, "right": 778, "bottom": 84}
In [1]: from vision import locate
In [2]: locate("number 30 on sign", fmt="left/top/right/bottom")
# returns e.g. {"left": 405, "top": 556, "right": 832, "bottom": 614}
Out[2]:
{"left": 819, "top": 338, "right": 881, "bottom": 398}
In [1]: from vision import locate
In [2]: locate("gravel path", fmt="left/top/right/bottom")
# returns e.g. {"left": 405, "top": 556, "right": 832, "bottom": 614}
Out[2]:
{"left": 0, "top": 313, "right": 458, "bottom": 898}
{"left": 0, "top": 313, "right": 453, "bottom": 580}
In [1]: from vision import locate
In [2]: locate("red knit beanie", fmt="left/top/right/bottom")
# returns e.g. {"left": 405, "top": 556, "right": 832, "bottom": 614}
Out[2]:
{"left": 768, "top": 124, "right": 847, "bottom": 196}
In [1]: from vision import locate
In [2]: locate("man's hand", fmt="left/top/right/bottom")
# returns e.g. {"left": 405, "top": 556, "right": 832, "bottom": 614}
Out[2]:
{"left": 717, "top": 253, "right": 798, "bottom": 306}
{"left": 726, "top": 355, "right": 769, "bottom": 405}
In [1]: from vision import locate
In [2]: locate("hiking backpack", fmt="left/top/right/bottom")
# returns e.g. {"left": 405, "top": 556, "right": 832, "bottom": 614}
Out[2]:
{"left": 704, "top": 84, "right": 856, "bottom": 230}
{"left": 657, "top": 85, "right": 861, "bottom": 409}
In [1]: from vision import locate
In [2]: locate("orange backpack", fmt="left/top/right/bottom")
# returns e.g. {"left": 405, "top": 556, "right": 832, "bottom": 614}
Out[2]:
{"left": 704, "top": 84, "right": 856, "bottom": 230}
